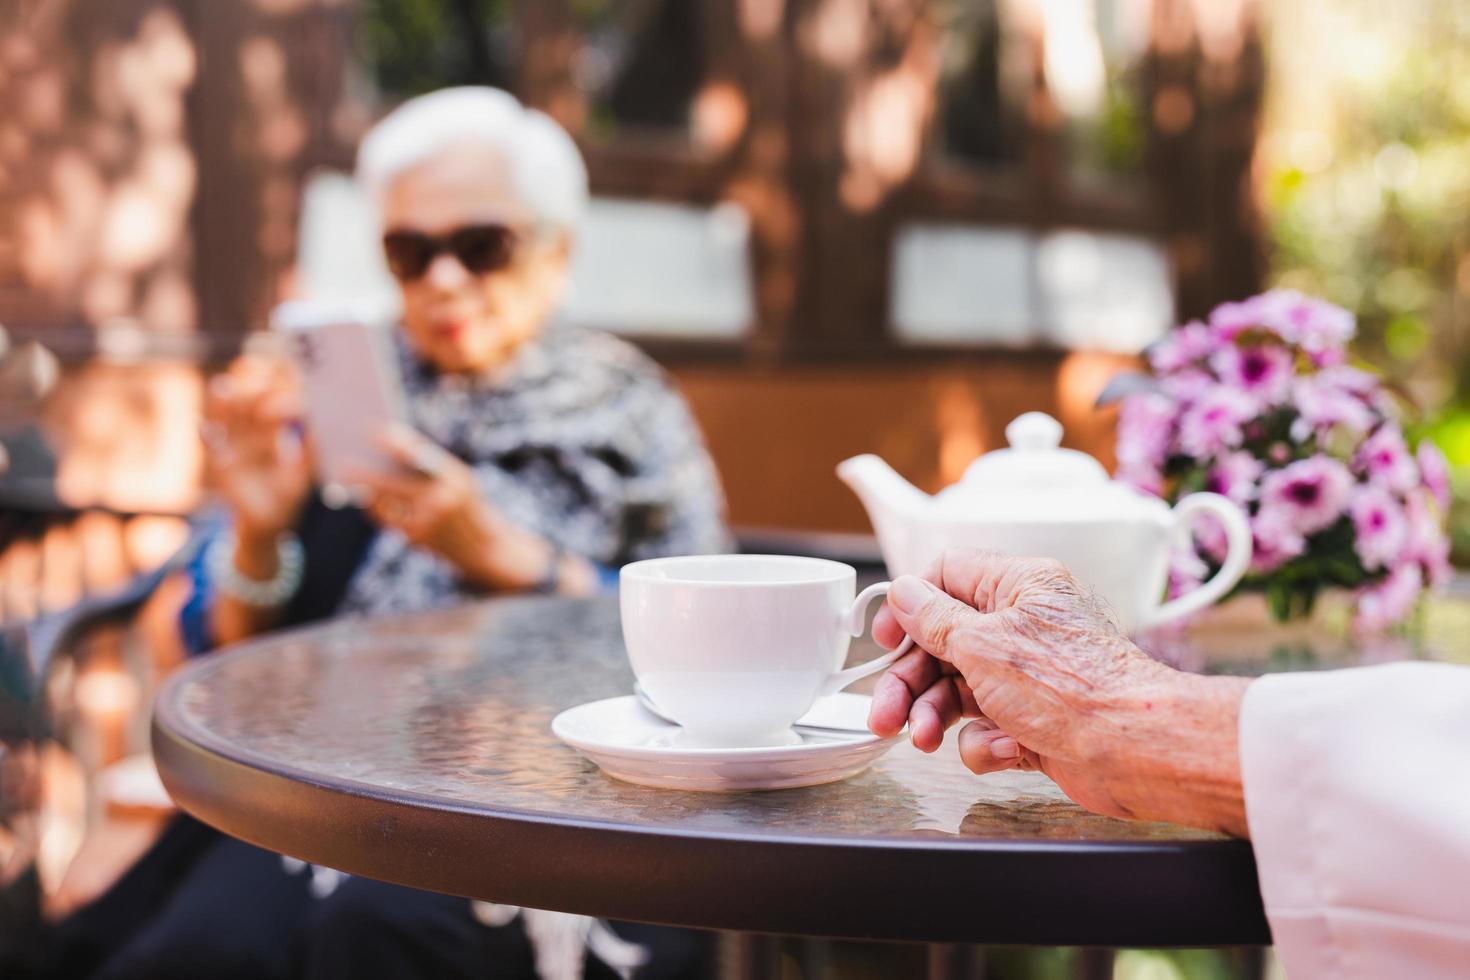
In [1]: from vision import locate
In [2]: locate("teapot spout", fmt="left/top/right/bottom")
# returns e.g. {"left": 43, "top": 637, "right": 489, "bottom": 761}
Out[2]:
{"left": 836, "top": 455, "right": 930, "bottom": 576}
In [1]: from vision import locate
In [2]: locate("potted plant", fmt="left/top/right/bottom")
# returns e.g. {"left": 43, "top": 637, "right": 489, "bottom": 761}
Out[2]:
{"left": 1114, "top": 290, "right": 1451, "bottom": 630}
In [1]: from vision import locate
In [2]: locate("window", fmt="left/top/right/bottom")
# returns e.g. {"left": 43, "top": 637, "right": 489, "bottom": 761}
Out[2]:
{"left": 1052, "top": 0, "right": 1151, "bottom": 193}
{"left": 357, "top": 0, "right": 517, "bottom": 96}
{"left": 933, "top": 0, "right": 1029, "bottom": 172}
{"left": 340, "top": 0, "right": 1231, "bottom": 358}
{"left": 571, "top": 0, "right": 707, "bottom": 141}
{"left": 348, "top": 0, "right": 755, "bottom": 342}
{"left": 891, "top": 0, "right": 1167, "bottom": 351}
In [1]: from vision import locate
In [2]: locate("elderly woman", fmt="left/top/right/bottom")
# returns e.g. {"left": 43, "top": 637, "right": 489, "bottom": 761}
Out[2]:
{"left": 871, "top": 548, "right": 1470, "bottom": 980}
{"left": 55, "top": 88, "right": 725, "bottom": 980}
{"left": 206, "top": 87, "right": 726, "bottom": 644}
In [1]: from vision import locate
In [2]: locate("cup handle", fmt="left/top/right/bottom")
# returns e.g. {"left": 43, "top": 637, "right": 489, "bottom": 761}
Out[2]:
{"left": 819, "top": 582, "right": 915, "bottom": 697}
{"left": 1136, "top": 492, "right": 1253, "bottom": 631}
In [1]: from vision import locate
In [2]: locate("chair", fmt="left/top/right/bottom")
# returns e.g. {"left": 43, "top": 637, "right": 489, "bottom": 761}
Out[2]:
{"left": 0, "top": 523, "right": 208, "bottom": 975}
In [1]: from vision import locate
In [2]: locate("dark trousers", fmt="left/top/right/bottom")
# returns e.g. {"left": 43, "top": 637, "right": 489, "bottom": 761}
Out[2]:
{"left": 43, "top": 816, "right": 312, "bottom": 980}
{"left": 45, "top": 816, "right": 712, "bottom": 980}
{"left": 304, "top": 875, "right": 713, "bottom": 980}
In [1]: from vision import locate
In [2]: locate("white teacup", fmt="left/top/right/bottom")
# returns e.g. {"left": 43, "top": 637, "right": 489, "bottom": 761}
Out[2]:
{"left": 619, "top": 555, "right": 914, "bottom": 748}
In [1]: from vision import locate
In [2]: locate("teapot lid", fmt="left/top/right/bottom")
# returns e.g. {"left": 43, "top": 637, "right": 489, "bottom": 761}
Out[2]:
{"left": 935, "top": 412, "right": 1166, "bottom": 523}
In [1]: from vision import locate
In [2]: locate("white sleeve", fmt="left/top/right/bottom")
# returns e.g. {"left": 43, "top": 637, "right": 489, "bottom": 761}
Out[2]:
{"left": 1239, "top": 662, "right": 1470, "bottom": 979}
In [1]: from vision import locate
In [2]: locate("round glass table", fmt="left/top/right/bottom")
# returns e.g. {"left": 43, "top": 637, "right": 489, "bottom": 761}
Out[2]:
{"left": 151, "top": 591, "right": 1470, "bottom": 948}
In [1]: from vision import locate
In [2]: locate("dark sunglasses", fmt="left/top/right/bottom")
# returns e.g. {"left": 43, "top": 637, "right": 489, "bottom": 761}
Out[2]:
{"left": 382, "top": 224, "right": 520, "bottom": 281}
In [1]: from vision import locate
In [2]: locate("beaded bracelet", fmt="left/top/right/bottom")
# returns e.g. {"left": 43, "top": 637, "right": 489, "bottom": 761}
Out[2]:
{"left": 206, "top": 531, "right": 305, "bottom": 608}
{"left": 533, "top": 540, "right": 565, "bottom": 595}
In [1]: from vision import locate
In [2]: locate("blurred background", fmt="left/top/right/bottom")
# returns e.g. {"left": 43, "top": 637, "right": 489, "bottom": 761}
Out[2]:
{"left": 1, "top": 0, "right": 1468, "bottom": 976}
{"left": 0, "top": 0, "right": 1265, "bottom": 556}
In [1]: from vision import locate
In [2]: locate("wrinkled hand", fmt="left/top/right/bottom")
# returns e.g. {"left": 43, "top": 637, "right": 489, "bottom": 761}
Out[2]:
{"left": 202, "top": 355, "right": 311, "bottom": 542}
{"left": 358, "top": 426, "right": 563, "bottom": 592}
{"left": 869, "top": 549, "right": 1251, "bottom": 835}
{"left": 359, "top": 425, "right": 488, "bottom": 557}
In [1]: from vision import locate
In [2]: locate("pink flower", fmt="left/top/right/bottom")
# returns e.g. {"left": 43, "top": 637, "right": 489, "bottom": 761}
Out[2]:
{"left": 1404, "top": 489, "right": 1452, "bottom": 587}
{"left": 1357, "top": 426, "right": 1419, "bottom": 493}
{"left": 1316, "top": 367, "right": 1397, "bottom": 419}
{"left": 1258, "top": 456, "right": 1354, "bottom": 535}
{"left": 1193, "top": 511, "right": 1230, "bottom": 563}
{"left": 1349, "top": 485, "right": 1409, "bottom": 572}
{"left": 1206, "top": 451, "right": 1264, "bottom": 505}
{"left": 1316, "top": 365, "right": 1378, "bottom": 396}
{"left": 1118, "top": 466, "right": 1164, "bottom": 497}
{"left": 1115, "top": 392, "right": 1177, "bottom": 497}
{"left": 1249, "top": 508, "right": 1306, "bottom": 574}
{"left": 1167, "top": 545, "right": 1209, "bottom": 601}
{"left": 1210, "top": 343, "right": 1296, "bottom": 408}
{"left": 1148, "top": 321, "right": 1216, "bottom": 374}
{"left": 1354, "top": 562, "right": 1424, "bottom": 633}
{"left": 1207, "top": 294, "right": 1270, "bottom": 345}
{"left": 1290, "top": 373, "right": 1375, "bottom": 437}
{"left": 1262, "top": 290, "right": 1355, "bottom": 364}
{"left": 1177, "top": 386, "right": 1258, "bottom": 458}
{"left": 1417, "top": 439, "right": 1452, "bottom": 510}
{"left": 1116, "top": 392, "right": 1175, "bottom": 472}
{"left": 1209, "top": 290, "right": 1355, "bottom": 365}
{"left": 1160, "top": 368, "right": 1218, "bottom": 403}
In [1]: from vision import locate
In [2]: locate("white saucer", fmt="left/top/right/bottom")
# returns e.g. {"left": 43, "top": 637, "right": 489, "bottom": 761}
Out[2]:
{"left": 551, "top": 693, "right": 901, "bottom": 792}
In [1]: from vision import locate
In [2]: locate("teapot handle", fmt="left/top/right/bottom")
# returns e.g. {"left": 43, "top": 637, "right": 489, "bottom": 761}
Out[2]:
{"left": 1137, "top": 492, "right": 1253, "bottom": 631}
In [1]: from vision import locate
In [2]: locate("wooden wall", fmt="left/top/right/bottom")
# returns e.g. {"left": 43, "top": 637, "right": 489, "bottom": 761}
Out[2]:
{"left": 674, "top": 350, "right": 1135, "bottom": 533}
{"left": 0, "top": 0, "right": 1265, "bottom": 604}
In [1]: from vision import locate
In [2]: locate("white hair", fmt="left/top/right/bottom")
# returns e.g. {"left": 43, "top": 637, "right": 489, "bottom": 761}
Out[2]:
{"left": 355, "top": 86, "right": 588, "bottom": 234}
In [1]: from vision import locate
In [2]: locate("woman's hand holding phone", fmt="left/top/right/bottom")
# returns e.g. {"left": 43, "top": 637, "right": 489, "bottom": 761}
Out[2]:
{"left": 357, "top": 425, "right": 475, "bottom": 550}
{"left": 202, "top": 355, "right": 312, "bottom": 566}
{"left": 357, "top": 426, "right": 519, "bottom": 583}
{"left": 358, "top": 425, "right": 588, "bottom": 594}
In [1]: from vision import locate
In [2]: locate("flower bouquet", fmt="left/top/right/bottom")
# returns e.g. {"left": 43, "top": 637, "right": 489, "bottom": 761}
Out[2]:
{"left": 1115, "top": 289, "right": 1451, "bottom": 630}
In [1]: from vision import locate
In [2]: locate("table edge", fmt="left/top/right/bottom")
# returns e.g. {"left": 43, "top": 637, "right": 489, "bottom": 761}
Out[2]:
{"left": 152, "top": 638, "right": 1272, "bottom": 946}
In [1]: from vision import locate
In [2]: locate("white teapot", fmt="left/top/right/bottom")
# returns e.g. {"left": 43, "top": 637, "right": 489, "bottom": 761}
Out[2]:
{"left": 837, "top": 412, "right": 1252, "bottom": 633}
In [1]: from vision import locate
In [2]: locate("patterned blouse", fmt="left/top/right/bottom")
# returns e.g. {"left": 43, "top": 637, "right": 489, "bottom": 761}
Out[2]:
{"left": 337, "top": 322, "right": 731, "bottom": 615}
{"left": 184, "top": 321, "right": 730, "bottom": 650}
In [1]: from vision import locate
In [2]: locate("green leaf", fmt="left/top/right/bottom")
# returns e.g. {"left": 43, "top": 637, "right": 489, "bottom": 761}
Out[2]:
{"left": 1266, "top": 582, "right": 1292, "bottom": 622}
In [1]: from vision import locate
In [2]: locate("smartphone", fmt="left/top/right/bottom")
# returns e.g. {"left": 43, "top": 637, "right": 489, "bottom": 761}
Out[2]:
{"left": 271, "top": 300, "right": 408, "bottom": 505}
